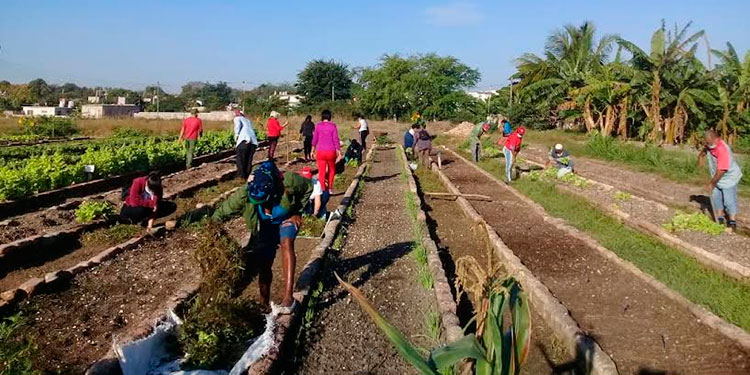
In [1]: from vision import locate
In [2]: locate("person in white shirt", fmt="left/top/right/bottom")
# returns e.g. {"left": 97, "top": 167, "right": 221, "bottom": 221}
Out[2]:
{"left": 352, "top": 114, "right": 369, "bottom": 152}
{"left": 233, "top": 109, "right": 259, "bottom": 179}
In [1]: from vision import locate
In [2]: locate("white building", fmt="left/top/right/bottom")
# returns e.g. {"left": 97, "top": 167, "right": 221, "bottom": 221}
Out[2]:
{"left": 275, "top": 91, "right": 304, "bottom": 107}
{"left": 21, "top": 106, "right": 73, "bottom": 117}
{"left": 466, "top": 90, "right": 498, "bottom": 101}
{"left": 81, "top": 104, "right": 140, "bottom": 118}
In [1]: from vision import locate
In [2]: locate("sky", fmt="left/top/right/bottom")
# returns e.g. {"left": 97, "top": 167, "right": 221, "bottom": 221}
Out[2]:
{"left": 1, "top": 0, "right": 749, "bottom": 93}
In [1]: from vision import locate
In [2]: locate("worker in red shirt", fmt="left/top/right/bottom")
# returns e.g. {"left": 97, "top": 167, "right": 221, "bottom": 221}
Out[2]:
{"left": 502, "top": 126, "right": 525, "bottom": 182}
{"left": 180, "top": 109, "right": 203, "bottom": 168}
{"left": 267, "top": 110, "right": 288, "bottom": 160}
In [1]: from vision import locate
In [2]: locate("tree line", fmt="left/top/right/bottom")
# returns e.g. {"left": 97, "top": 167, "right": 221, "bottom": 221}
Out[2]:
{"left": 507, "top": 20, "right": 750, "bottom": 145}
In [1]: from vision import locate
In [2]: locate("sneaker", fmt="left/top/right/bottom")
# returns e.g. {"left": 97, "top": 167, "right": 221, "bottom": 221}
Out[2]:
{"left": 728, "top": 220, "right": 737, "bottom": 232}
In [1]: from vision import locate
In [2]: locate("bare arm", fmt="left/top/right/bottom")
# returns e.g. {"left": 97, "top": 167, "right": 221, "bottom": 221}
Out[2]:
{"left": 312, "top": 195, "right": 321, "bottom": 216}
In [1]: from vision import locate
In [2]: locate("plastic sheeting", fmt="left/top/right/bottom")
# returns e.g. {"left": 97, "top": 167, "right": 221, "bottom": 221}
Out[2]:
{"left": 114, "top": 305, "right": 280, "bottom": 375}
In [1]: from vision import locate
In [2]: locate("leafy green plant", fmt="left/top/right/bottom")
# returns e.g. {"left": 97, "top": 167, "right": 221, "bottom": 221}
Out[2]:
{"left": 75, "top": 200, "right": 115, "bottom": 223}
{"left": 18, "top": 116, "right": 78, "bottom": 137}
{"left": 613, "top": 191, "right": 632, "bottom": 201}
{"left": 337, "top": 273, "right": 530, "bottom": 375}
{"left": 0, "top": 314, "right": 37, "bottom": 375}
{"left": 298, "top": 215, "right": 326, "bottom": 237}
{"left": 663, "top": 211, "right": 726, "bottom": 235}
{"left": 376, "top": 134, "right": 392, "bottom": 145}
{"left": 482, "top": 147, "right": 501, "bottom": 158}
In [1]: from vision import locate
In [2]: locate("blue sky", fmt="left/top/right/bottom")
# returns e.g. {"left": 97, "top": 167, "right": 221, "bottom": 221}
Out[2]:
{"left": 1, "top": 1, "right": 749, "bottom": 93}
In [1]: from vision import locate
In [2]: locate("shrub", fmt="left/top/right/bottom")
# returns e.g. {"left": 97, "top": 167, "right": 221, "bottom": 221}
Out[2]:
{"left": 75, "top": 201, "right": 116, "bottom": 223}
{"left": 18, "top": 116, "right": 78, "bottom": 137}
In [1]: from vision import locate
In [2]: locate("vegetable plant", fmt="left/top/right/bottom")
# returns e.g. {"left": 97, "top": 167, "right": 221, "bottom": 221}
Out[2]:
{"left": 613, "top": 191, "right": 632, "bottom": 201}
{"left": 337, "top": 272, "right": 531, "bottom": 375}
{"left": 663, "top": 211, "right": 726, "bottom": 235}
{"left": 0, "top": 314, "right": 36, "bottom": 375}
{"left": 75, "top": 200, "right": 115, "bottom": 223}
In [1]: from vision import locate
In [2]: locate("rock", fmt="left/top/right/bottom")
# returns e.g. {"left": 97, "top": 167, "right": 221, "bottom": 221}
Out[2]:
{"left": 45, "top": 270, "right": 72, "bottom": 285}
{"left": 165, "top": 220, "right": 177, "bottom": 230}
{"left": 19, "top": 277, "right": 45, "bottom": 296}
{"left": 0, "top": 288, "right": 26, "bottom": 302}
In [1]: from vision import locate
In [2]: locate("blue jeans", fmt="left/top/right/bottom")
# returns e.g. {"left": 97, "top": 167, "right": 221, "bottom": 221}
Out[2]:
{"left": 711, "top": 184, "right": 739, "bottom": 217}
{"left": 503, "top": 147, "right": 513, "bottom": 182}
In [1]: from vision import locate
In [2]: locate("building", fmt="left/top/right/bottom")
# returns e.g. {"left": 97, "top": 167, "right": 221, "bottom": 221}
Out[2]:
{"left": 81, "top": 104, "right": 140, "bottom": 118}
{"left": 21, "top": 106, "right": 73, "bottom": 117}
{"left": 466, "top": 90, "right": 498, "bottom": 101}
{"left": 275, "top": 91, "right": 304, "bottom": 107}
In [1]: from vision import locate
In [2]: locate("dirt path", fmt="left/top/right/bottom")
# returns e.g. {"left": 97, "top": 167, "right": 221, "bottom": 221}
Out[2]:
{"left": 439, "top": 152, "right": 750, "bottom": 375}
{"left": 416, "top": 175, "right": 568, "bottom": 374}
{"left": 297, "top": 147, "right": 436, "bottom": 375}
{"left": 523, "top": 143, "right": 750, "bottom": 223}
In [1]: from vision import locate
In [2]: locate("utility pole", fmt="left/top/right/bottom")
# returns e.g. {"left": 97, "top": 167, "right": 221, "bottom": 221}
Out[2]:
{"left": 331, "top": 83, "right": 335, "bottom": 101}
{"left": 242, "top": 80, "right": 246, "bottom": 112}
{"left": 156, "top": 81, "right": 160, "bottom": 113}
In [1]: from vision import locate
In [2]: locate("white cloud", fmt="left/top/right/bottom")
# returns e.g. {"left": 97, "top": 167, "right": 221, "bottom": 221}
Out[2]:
{"left": 424, "top": 2, "right": 483, "bottom": 27}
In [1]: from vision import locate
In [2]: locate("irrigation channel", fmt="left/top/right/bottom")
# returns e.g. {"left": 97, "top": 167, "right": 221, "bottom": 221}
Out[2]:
{"left": 433, "top": 149, "right": 750, "bottom": 374}
{"left": 3, "top": 152, "right": 321, "bottom": 374}
{"left": 522, "top": 143, "right": 750, "bottom": 231}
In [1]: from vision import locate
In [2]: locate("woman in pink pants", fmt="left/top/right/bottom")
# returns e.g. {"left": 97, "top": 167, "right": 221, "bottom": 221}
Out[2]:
{"left": 312, "top": 109, "right": 341, "bottom": 193}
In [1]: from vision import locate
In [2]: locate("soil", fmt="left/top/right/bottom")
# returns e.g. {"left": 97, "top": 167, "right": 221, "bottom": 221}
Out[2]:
{"left": 438, "top": 151, "right": 750, "bottom": 375}
{"left": 17, "top": 227, "right": 203, "bottom": 374}
{"left": 420, "top": 190, "right": 569, "bottom": 374}
{"left": 297, "top": 147, "right": 437, "bottom": 375}
{"left": 0, "top": 159, "right": 235, "bottom": 245}
{"left": 523, "top": 143, "right": 750, "bottom": 225}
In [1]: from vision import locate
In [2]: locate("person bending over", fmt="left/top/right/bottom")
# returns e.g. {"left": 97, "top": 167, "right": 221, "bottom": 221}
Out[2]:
{"left": 120, "top": 172, "right": 176, "bottom": 230}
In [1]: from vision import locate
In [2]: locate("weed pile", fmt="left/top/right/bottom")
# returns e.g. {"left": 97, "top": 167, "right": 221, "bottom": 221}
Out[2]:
{"left": 527, "top": 167, "right": 589, "bottom": 188}
{"left": 662, "top": 211, "right": 726, "bottom": 236}
{"left": 178, "top": 222, "right": 264, "bottom": 370}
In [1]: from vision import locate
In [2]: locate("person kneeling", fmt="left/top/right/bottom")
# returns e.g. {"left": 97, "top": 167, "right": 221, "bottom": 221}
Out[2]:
{"left": 545, "top": 143, "right": 575, "bottom": 178}
{"left": 120, "top": 172, "right": 176, "bottom": 230}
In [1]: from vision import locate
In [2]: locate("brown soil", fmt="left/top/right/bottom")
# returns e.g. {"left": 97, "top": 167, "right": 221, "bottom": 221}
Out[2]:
{"left": 18, "top": 227, "right": 203, "bottom": 374}
{"left": 439, "top": 152, "right": 750, "bottom": 375}
{"left": 297, "top": 147, "right": 437, "bottom": 375}
{"left": 420, "top": 191, "right": 569, "bottom": 374}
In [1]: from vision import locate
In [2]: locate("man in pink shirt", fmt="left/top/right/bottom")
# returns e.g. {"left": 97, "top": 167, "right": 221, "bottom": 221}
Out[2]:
{"left": 312, "top": 109, "right": 341, "bottom": 193}
{"left": 502, "top": 127, "right": 525, "bottom": 182}
{"left": 698, "top": 129, "right": 743, "bottom": 230}
{"left": 180, "top": 109, "right": 203, "bottom": 168}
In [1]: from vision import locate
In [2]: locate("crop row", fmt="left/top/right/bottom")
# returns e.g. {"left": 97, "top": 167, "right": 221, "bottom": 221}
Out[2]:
{"left": 0, "top": 130, "right": 237, "bottom": 201}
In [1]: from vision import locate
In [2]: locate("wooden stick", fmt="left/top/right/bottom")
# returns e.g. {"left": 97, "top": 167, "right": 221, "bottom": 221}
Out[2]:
{"left": 424, "top": 192, "right": 492, "bottom": 201}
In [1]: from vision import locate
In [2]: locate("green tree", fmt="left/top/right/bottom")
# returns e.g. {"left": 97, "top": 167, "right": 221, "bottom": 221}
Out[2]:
{"left": 27, "top": 78, "right": 51, "bottom": 105}
{"left": 712, "top": 43, "right": 750, "bottom": 141}
{"left": 297, "top": 59, "right": 353, "bottom": 104}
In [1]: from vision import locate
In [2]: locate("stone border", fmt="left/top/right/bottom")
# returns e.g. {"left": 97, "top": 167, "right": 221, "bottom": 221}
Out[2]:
{"left": 519, "top": 154, "right": 750, "bottom": 281}
{"left": 0, "top": 181, "right": 242, "bottom": 316}
{"left": 246, "top": 146, "right": 376, "bottom": 375}
{"left": 431, "top": 150, "right": 618, "bottom": 375}
{"left": 397, "top": 145, "right": 463, "bottom": 343}
{"left": 448, "top": 148, "right": 750, "bottom": 352}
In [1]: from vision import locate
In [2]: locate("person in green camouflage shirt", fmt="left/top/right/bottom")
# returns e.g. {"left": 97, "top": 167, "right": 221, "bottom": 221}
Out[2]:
{"left": 469, "top": 121, "right": 491, "bottom": 162}
{"left": 212, "top": 161, "right": 312, "bottom": 312}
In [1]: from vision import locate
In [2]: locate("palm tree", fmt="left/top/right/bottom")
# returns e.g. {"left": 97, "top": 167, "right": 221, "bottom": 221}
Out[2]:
{"left": 514, "top": 21, "right": 616, "bottom": 128}
{"left": 617, "top": 21, "right": 705, "bottom": 143}
{"left": 712, "top": 42, "right": 750, "bottom": 142}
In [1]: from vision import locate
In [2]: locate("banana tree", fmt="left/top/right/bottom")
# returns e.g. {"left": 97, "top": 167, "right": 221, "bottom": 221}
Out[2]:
{"left": 571, "top": 60, "right": 635, "bottom": 137}
{"left": 659, "top": 57, "right": 717, "bottom": 144}
{"left": 336, "top": 273, "right": 531, "bottom": 375}
{"left": 617, "top": 21, "right": 705, "bottom": 143}
{"left": 712, "top": 43, "right": 750, "bottom": 142}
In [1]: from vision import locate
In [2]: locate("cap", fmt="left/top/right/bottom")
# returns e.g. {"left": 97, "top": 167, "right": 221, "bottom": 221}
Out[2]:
{"left": 555, "top": 143, "right": 563, "bottom": 151}
{"left": 298, "top": 166, "right": 313, "bottom": 179}
{"left": 517, "top": 127, "right": 526, "bottom": 136}
{"left": 270, "top": 111, "right": 280, "bottom": 118}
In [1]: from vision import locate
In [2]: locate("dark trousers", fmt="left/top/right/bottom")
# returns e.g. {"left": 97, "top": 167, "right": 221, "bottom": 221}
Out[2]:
{"left": 119, "top": 201, "right": 177, "bottom": 225}
{"left": 236, "top": 141, "right": 257, "bottom": 180}
{"left": 267, "top": 136, "right": 279, "bottom": 159}
{"left": 360, "top": 130, "right": 369, "bottom": 151}
{"left": 303, "top": 136, "right": 313, "bottom": 159}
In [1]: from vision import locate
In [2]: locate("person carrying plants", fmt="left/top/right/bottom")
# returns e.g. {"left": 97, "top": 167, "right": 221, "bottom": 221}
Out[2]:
{"left": 403, "top": 123, "right": 419, "bottom": 160}
{"left": 299, "top": 114, "right": 315, "bottom": 161}
{"left": 266, "top": 110, "right": 288, "bottom": 160}
{"left": 469, "top": 121, "right": 491, "bottom": 162}
{"left": 698, "top": 129, "right": 743, "bottom": 231}
{"left": 545, "top": 143, "right": 575, "bottom": 177}
{"left": 119, "top": 172, "right": 176, "bottom": 230}
{"left": 502, "top": 126, "right": 525, "bottom": 183}
{"left": 180, "top": 108, "right": 203, "bottom": 169}
{"left": 312, "top": 109, "right": 342, "bottom": 194}
{"left": 233, "top": 109, "right": 259, "bottom": 180}
{"left": 211, "top": 160, "right": 313, "bottom": 313}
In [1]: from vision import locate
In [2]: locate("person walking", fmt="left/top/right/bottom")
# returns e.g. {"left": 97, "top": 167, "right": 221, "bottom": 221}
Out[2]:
{"left": 233, "top": 109, "right": 259, "bottom": 180}
{"left": 212, "top": 161, "right": 313, "bottom": 312}
{"left": 120, "top": 172, "right": 176, "bottom": 230}
{"left": 299, "top": 115, "right": 315, "bottom": 161}
{"left": 267, "top": 110, "right": 288, "bottom": 160}
{"left": 353, "top": 114, "right": 369, "bottom": 153}
{"left": 180, "top": 109, "right": 203, "bottom": 169}
{"left": 698, "top": 129, "right": 743, "bottom": 231}
{"left": 502, "top": 126, "right": 525, "bottom": 183}
{"left": 312, "top": 109, "right": 341, "bottom": 194}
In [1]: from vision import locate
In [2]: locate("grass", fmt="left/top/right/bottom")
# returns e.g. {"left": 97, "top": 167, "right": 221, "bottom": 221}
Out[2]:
{"left": 460, "top": 148, "right": 750, "bottom": 331}
{"left": 80, "top": 223, "right": 141, "bottom": 247}
{"left": 298, "top": 216, "right": 326, "bottom": 237}
{"left": 414, "top": 166, "right": 447, "bottom": 193}
{"left": 400, "top": 151, "right": 435, "bottom": 291}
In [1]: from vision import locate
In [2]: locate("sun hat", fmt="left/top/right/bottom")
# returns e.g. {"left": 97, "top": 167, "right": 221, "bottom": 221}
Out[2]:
{"left": 555, "top": 143, "right": 563, "bottom": 151}
{"left": 270, "top": 111, "right": 280, "bottom": 118}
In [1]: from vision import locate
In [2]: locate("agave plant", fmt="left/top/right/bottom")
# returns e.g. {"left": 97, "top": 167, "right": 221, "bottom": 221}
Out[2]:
{"left": 336, "top": 272, "right": 531, "bottom": 375}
